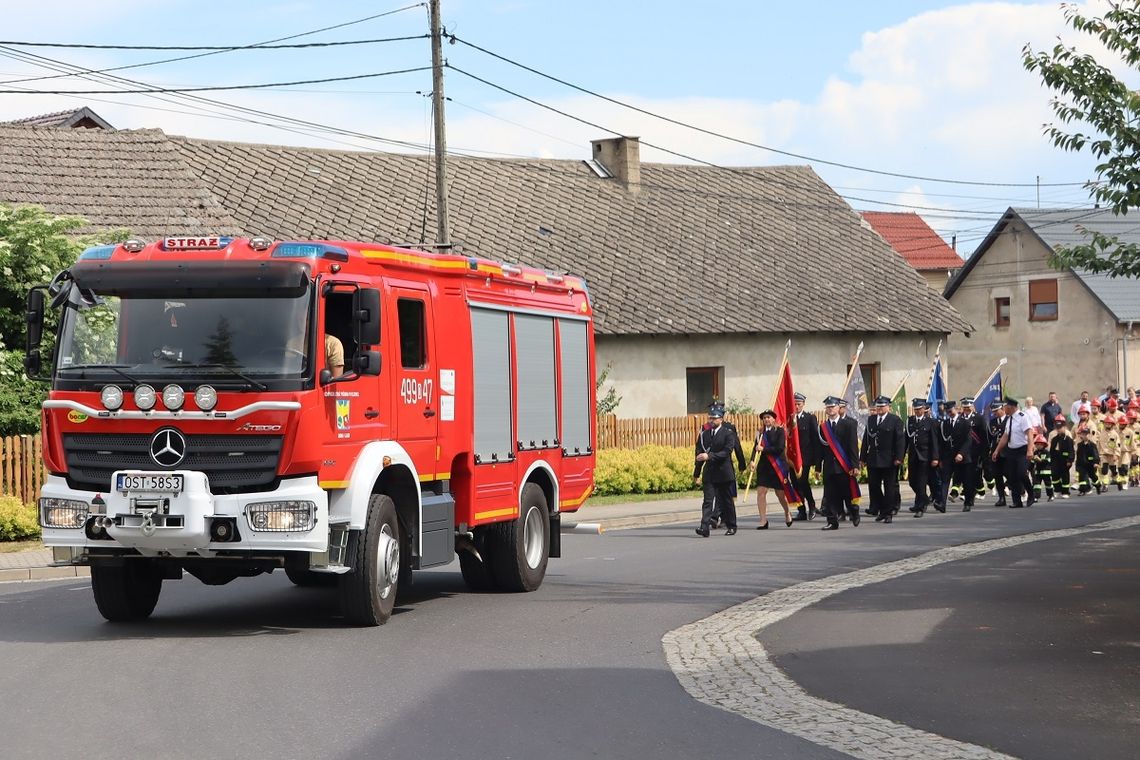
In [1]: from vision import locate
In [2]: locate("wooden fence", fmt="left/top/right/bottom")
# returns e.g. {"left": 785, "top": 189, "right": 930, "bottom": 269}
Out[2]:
{"left": 0, "top": 435, "right": 46, "bottom": 505}
{"left": 597, "top": 410, "right": 831, "bottom": 450}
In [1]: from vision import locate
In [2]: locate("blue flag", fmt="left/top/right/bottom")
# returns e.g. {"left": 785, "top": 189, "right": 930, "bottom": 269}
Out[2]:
{"left": 975, "top": 370, "right": 1003, "bottom": 420}
{"left": 926, "top": 358, "right": 946, "bottom": 419}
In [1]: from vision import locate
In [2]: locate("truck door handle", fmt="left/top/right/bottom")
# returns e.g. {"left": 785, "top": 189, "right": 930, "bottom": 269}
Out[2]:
{"left": 364, "top": 408, "right": 379, "bottom": 419}
{"left": 423, "top": 408, "right": 436, "bottom": 418}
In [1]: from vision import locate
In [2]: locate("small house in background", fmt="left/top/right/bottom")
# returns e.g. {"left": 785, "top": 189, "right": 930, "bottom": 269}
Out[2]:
{"left": 5, "top": 107, "right": 114, "bottom": 130}
{"left": 861, "top": 211, "right": 963, "bottom": 293}
{"left": 944, "top": 207, "right": 1140, "bottom": 397}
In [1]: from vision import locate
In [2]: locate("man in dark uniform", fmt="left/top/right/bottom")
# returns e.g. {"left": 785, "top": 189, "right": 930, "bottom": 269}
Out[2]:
{"left": 907, "top": 398, "right": 941, "bottom": 516}
{"left": 861, "top": 395, "right": 905, "bottom": 523}
{"left": 710, "top": 413, "right": 748, "bottom": 530}
{"left": 819, "top": 396, "right": 861, "bottom": 531}
{"left": 950, "top": 396, "right": 981, "bottom": 511}
{"left": 693, "top": 403, "right": 740, "bottom": 536}
{"left": 935, "top": 399, "right": 957, "bottom": 512}
{"left": 791, "top": 392, "right": 821, "bottom": 521}
{"left": 988, "top": 400, "right": 1008, "bottom": 505}
{"left": 960, "top": 397, "right": 988, "bottom": 511}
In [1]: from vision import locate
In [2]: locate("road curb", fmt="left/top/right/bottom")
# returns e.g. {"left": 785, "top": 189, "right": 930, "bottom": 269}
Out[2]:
{"left": 0, "top": 566, "right": 89, "bottom": 582}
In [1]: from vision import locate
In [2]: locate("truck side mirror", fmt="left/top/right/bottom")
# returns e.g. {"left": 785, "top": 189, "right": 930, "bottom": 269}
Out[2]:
{"left": 354, "top": 288, "right": 381, "bottom": 346}
{"left": 353, "top": 349, "right": 381, "bottom": 377}
{"left": 24, "top": 288, "right": 45, "bottom": 378}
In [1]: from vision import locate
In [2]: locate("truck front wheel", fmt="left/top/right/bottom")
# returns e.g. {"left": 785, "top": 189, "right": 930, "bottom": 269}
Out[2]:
{"left": 491, "top": 483, "right": 550, "bottom": 592}
{"left": 91, "top": 560, "right": 163, "bottom": 622}
{"left": 340, "top": 494, "right": 401, "bottom": 626}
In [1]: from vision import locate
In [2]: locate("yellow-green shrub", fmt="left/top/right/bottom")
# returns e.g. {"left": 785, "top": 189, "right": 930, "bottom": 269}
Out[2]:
{"left": 594, "top": 445, "right": 697, "bottom": 496}
{"left": 0, "top": 495, "right": 39, "bottom": 541}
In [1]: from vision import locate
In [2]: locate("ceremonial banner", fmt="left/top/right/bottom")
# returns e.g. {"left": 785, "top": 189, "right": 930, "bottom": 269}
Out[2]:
{"left": 890, "top": 382, "right": 908, "bottom": 420}
{"left": 974, "top": 370, "right": 1004, "bottom": 419}
{"left": 926, "top": 357, "right": 947, "bottom": 419}
{"left": 843, "top": 365, "right": 871, "bottom": 439}
{"left": 772, "top": 356, "right": 802, "bottom": 476}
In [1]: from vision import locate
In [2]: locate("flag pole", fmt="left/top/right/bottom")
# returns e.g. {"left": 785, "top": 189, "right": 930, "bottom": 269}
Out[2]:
{"left": 839, "top": 341, "right": 865, "bottom": 398}
{"left": 924, "top": 338, "right": 944, "bottom": 396}
{"left": 972, "top": 357, "right": 1008, "bottom": 399}
{"left": 745, "top": 339, "right": 792, "bottom": 503}
{"left": 892, "top": 370, "right": 912, "bottom": 400}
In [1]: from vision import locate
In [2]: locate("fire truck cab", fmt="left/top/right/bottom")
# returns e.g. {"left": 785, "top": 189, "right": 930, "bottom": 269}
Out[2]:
{"left": 27, "top": 236, "right": 596, "bottom": 625}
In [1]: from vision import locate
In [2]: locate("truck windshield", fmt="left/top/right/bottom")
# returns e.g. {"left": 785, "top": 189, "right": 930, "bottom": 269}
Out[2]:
{"left": 56, "top": 292, "right": 313, "bottom": 386}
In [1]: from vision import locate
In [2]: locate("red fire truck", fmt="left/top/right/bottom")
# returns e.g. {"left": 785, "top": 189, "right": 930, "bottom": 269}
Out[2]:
{"left": 25, "top": 235, "right": 596, "bottom": 625}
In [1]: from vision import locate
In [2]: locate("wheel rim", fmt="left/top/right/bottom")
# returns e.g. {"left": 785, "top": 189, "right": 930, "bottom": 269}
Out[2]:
{"left": 376, "top": 525, "right": 399, "bottom": 600}
{"left": 522, "top": 505, "right": 545, "bottom": 569}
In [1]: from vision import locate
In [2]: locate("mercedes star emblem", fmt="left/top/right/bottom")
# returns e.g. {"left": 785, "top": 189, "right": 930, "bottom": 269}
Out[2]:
{"left": 150, "top": 428, "right": 187, "bottom": 467}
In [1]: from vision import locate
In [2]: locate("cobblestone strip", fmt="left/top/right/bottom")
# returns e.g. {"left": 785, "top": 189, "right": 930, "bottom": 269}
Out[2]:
{"left": 662, "top": 514, "right": 1140, "bottom": 760}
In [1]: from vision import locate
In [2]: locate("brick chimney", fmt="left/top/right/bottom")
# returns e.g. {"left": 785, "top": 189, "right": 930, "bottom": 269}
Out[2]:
{"left": 591, "top": 136, "right": 641, "bottom": 189}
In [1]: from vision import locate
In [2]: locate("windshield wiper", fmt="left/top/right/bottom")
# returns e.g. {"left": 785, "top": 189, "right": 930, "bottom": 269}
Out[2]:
{"left": 57, "top": 363, "right": 142, "bottom": 385}
{"left": 161, "top": 362, "right": 269, "bottom": 391}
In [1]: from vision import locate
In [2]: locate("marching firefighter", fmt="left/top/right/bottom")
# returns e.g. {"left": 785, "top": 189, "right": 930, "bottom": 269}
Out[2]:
{"left": 988, "top": 400, "right": 1008, "bottom": 506}
{"left": 906, "top": 398, "right": 941, "bottom": 517}
{"left": 1075, "top": 425, "right": 1101, "bottom": 495}
{"left": 1031, "top": 434, "right": 1053, "bottom": 502}
{"left": 1099, "top": 415, "right": 1124, "bottom": 491}
{"left": 1118, "top": 411, "right": 1133, "bottom": 490}
{"left": 1048, "top": 415, "right": 1074, "bottom": 498}
{"left": 791, "top": 393, "right": 822, "bottom": 522}
{"left": 860, "top": 395, "right": 905, "bottom": 523}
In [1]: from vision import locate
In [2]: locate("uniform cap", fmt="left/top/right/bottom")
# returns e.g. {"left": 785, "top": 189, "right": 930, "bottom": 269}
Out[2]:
{"left": 990, "top": 400, "right": 1003, "bottom": 410}
{"left": 1054, "top": 416, "right": 1067, "bottom": 425}
{"left": 873, "top": 395, "right": 891, "bottom": 406}
{"left": 838, "top": 399, "right": 849, "bottom": 407}
{"left": 824, "top": 396, "right": 841, "bottom": 406}
{"left": 760, "top": 409, "right": 777, "bottom": 419}
{"left": 793, "top": 392, "right": 806, "bottom": 402}
{"left": 942, "top": 399, "right": 956, "bottom": 409}
{"left": 1034, "top": 434, "right": 1047, "bottom": 446}
{"left": 707, "top": 403, "right": 725, "bottom": 418}
{"left": 1003, "top": 396, "right": 1019, "bottom": 407}
{"left": 911, "top": 398, "right": 928, "bottom": 408}
{"left": 960, "top": 397, "right": 975, "bottom": 406}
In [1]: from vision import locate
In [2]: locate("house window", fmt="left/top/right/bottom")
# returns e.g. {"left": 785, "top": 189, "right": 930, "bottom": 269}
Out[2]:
{"left": 995, "top": 297, "right": 1010, "bottom": 327}
{"left": 686, "top": 366, "right": 724, "bottom": 414}
{"left": 846, "top": 363, "right": 880, "bottom": 400}
{"left": 1028, "top": 279, "right": 1058, "bottom": 321}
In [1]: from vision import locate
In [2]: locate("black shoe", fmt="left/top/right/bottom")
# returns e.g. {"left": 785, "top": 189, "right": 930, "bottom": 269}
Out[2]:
{"left": 756, "top": 522, "right": 769, "bottom": 530}
{"left": 883, "top": 514, "right": 893, "bottom": 524}
{"left": 695, "top": 526, "right": 710, "bottom": 537}
{"left": 808, "top": 507, "right": 818, "bottom": 521}
{"left": 874, "top": 514, "right": 886, "bottom": 522}
{"left": 785, "top": 519, "right": 793, "bottom": 527}
{"left": 1010, "top": 503, "right": 1024, "bottom": 509}
{"left": 995, "top": 499, "right": 1007, "bottom": 507}
{"left": 709, "top": 519, "right": 721, "bottom": 530}
{"left": 851, "top": 513, "right": 861, "bottom": 527}
{"left": 1047, "top": 495, "right": 1054, "bottom": 502}
{"left": 914, "top": 509, "right": 924, "bottom": 517}
{"left": 865, "top": 508, "right": 877, "bottom": 516}
{"left": 963, "top": 504, "right": 972, "bottom": 512}
{"left": 725, "top": 528, "right": 737, "bottom": 536}
{"left": 821, "top": 523, "right": 839, "bottom": 531}
{"left": 908, "top": 505, "right": 919, "bottom": 512}
{"left": 839, "top": 514, "right": 847, "bottom": 521}
{"left": 792, "top": 513, "right": 807, "bottom": 522}
{"left": 935, "top": 504, "right": 946, "bottom": 513}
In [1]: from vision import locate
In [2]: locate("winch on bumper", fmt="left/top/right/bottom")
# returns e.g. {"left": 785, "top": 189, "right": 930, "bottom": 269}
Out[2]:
{"left": 39, "top": 472, "right": 335, "bottom": 560}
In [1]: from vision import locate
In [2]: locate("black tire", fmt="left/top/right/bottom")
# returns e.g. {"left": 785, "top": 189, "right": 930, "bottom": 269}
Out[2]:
{"left": 91, "top": 561, "right": 163, "bottom": 622}
{"left": 490, "top": 483, "right": 550, "bottom": 592}
{"left": 284, "top": 554, "right": 338, "bottom": 587}
{"left": 458, "top": 527, "right": 497, "bottom": 592}
{"left": 339, "top": 493, "right": 401, "bottom": 626}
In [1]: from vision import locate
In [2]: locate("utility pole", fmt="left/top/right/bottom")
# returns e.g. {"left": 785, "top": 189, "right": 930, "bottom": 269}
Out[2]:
{"left": 430, "top": 0, "right": 451, "bottom": 248}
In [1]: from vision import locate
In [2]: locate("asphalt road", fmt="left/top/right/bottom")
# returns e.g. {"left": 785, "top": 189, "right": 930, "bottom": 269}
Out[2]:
{"left": 2, "top": 495, "right": 1138, "bottom": 760}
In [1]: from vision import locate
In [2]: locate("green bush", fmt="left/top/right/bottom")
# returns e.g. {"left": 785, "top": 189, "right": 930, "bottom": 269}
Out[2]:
{"left": 594, "top": 445, "right": 697, "bottom": 496}
{"left": 0, "top": 495, "right": 39, "bottom": 541}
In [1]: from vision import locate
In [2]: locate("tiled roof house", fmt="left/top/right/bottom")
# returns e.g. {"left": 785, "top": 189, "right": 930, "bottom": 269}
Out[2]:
{"left": 0, "top": 122, "right": 969, "bottom": 415}
{"left": 861, "top": 211, "right": 963, "bottom": 293}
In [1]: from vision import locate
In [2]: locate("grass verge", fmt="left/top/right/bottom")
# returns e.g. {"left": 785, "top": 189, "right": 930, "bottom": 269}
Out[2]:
{"left": 583, "top": 490, "right": 702, "bottom": 507}
{"left": 0, "top": 539, "right": 44, "bottom": 554}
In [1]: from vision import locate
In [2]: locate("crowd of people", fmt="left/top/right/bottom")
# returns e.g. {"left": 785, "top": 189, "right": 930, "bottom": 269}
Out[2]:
{"left": 692, "top": 386, "right": 1140, "bottom": 536}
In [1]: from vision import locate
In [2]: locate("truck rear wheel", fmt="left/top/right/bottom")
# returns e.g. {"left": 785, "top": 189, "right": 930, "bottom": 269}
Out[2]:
{"left": 91, "top": 560, "right": 163, "bottom": 622}
{"left": 339, "top": 493, "right": 401, "bottom": 626}
{"left": 491, "top": 483, "right": 550, "bottom": 592}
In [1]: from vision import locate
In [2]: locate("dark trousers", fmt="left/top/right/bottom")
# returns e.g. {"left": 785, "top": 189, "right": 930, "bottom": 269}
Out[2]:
{"left": 928, "top": 463, "right": 944, "bottom": 507}
{"left": 1005, "top": 446, "right": 1029, "bottom": 506}
{"left": 954, "top": 460, "right": 976, "bottom": 505}
{"left": 1076, "top": 462, "right": 1097, "bottom": 493}
{"left": 710, "top": 479, "right": 737, "bottom": 523}
{"left": 867, "top": 465, "right": 899, "bottom": 515}
{"left": 908, "top": 459, "right": 931, "bottom": 511}
{"left": 823, "top": 472, "right": 854, "bottom": 525}
{"left": 701, "top": 480, "right": 736, "bottom": 529}
{"left": 1051, "top": 455, "right": 1071, "bottom": 494}
{"left": 992, "top": 455, "right": 1007, "bottom": 500}
{"left": 792, "top": 467, "right": 816, "bottom": 515}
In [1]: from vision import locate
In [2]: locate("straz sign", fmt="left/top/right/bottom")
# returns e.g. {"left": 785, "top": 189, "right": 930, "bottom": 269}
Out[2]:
{"left": 163, "top": 236, "right": 227, "bottom": 251}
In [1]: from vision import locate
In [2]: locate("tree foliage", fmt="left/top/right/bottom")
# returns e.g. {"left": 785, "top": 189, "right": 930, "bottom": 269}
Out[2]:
{"left": 1023, "top": 2, "right": 1140, "bottom": 276}
{"left": 0, "top": 204, "right": 125, "bottom": 435}
{"left": 596, "top": 361, "right": 622, "bottom": 417}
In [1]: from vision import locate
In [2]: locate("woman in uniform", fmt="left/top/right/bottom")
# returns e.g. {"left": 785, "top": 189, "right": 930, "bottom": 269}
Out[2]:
{"left": 748, "top": 409, "right": 794, "bottom": 528}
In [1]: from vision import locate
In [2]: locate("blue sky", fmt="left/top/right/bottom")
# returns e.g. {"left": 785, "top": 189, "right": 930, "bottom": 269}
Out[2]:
{"left": 0, "top": 1, "right": 1126, "bottom": 254}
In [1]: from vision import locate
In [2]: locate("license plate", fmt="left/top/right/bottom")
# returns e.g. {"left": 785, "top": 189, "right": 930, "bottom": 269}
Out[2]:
{"left": 116, "top": 473, "right": 184, "bottom": 493}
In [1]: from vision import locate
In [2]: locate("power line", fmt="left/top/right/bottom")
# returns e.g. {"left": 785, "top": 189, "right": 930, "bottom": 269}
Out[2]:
{"left": 0, "top": 3, "right": 427, "bottom": 86}
{"left": 450, "top": 34, "right": 1094, "bottom": 190}
{"left": 0, "top": 35, "right": 424, "bottom": 52}
{"left": 0, "top": 67, "right": 432, "bottom": 94}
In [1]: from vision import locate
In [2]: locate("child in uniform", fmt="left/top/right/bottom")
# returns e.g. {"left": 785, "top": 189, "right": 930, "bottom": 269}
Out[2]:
{"left": 1049, "top": 416, "right": 1074, "bottom": 499}
{"left": 1075, "top": 425, "right": 1100, "bottom": 495}
{"left": 1031, "top": 435, "right": 1054, "bottom": 502}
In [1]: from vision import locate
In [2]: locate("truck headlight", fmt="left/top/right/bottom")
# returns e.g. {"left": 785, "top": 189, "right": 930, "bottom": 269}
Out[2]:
{"left": 245, "top": 501, "right": 315, "bottom": 532}
{"left": 40, "top": 498, "right": 89, "bottom": 528}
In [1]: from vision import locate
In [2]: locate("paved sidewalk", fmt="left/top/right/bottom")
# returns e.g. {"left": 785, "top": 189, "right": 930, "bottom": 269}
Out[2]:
{"left": 0, "top": 546, "right": 87, "bottom": 581}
